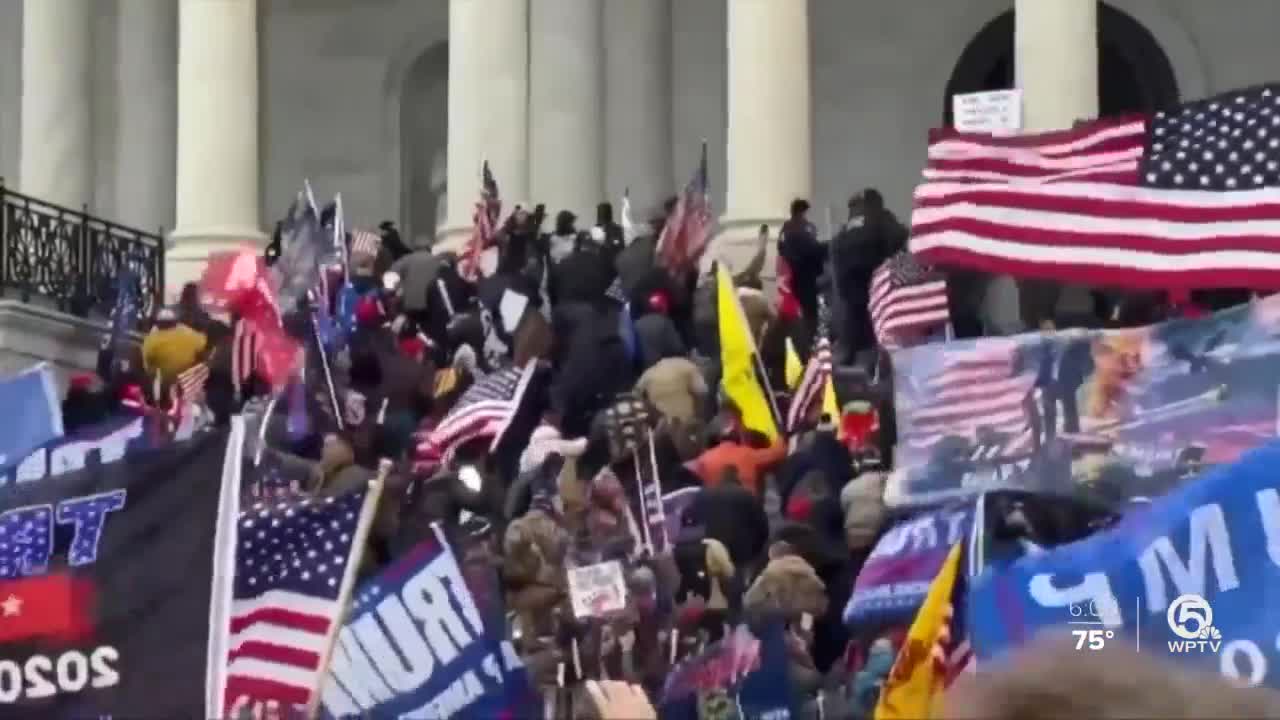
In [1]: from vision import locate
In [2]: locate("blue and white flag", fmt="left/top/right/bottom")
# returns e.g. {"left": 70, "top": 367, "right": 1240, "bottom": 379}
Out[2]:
{"left": 319, "top": 527, "right": 533, "bottom": 719}
{"left": 0, "top": 364, "right": 64, "bottom": 468}
{"left": 968, "top": 438, "right": 1280, "bottom": 689}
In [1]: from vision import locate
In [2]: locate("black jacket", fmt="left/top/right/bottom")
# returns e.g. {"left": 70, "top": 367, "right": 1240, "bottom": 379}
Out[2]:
{"left": 779, "top": 218, "right": 826, "bottom": 315}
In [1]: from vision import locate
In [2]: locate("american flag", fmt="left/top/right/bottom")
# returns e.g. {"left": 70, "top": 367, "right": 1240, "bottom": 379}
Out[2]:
{"left": 168, "top": 362, "right": 210, "bottom": 423}
{"left": 415, "top": 362, "right": 535, "bottom": 468}
{"left": 904, "top": 339, "right": 1035, "bottom": 456}
{"left": 224, "top": 489, "right": 368, "bottom": 710}
{"left": 462, "top": 161, "right": 500, "bottom": 281}
{"left": 869, "top": 251, "right": 950, "bottom": 349}
{"left": 350, "top": 229, "right": 381, "bottom": 259}
{"left": 912, "top": 84, "right": 1280, "bottom": 289}
{"left": 786, "top": 301, "right": 833, "bottom": 432}
{"left": 658, "top": 142, "right": 712, "bottom": 273}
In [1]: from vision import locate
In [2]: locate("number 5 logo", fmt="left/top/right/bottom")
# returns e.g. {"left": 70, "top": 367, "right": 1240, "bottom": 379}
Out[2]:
{"left": 1167, "top": 594, "right": 1213, "bottom": 640}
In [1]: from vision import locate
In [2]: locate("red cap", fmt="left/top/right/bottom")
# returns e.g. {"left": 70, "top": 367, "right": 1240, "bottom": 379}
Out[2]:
{"left": 120, "top": 384, "right": 145, "bottom": 409}
{"left": 647, "top": 291, "right": 670, "bottom": 314}
{"left": 355, "top": 296, "right": 383, "bottom": 327}
{"left": 69, "top": 373, "right": 96, "bottom": 392}
{"left": 399, "top": 336, "right": 426, "bottom": 360}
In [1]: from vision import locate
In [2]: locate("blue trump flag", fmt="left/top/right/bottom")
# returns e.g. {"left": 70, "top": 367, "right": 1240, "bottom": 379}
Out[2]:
{"left": 0, "top": 364, "right": 64, "bottom": 469}
{"left": 319, "top": 526, "right": 534, "bottom": 719}
{"left": 967, "top": 438, "right": 1280, "bottom": 689}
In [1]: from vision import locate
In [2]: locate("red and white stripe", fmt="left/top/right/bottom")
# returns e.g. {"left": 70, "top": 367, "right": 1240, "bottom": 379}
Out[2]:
{"left": 461, "top": 201, "right": 498, "bottom": 281}
{"left": 911, "top": 116, "right": 1280, "bottom": 288}
{"left": 232, "top": 319, "right": 260, "bottom": 396}
{"left": 224, "top": 589, "right": 334, "bottom": 707}
{"left": 869, "top": 263, "right": 950, "bottom": 350}
{"left": 168, "top": 362, "right": 209, "bottom": 423}
{"left": 786, "top": 336, "right": 832, "bottom": 432}
{"left": 350, "top": 229, "right": 381, "bottom": 259}
{"left": 905, "top": 339, "right": 1034, "bottom": 449}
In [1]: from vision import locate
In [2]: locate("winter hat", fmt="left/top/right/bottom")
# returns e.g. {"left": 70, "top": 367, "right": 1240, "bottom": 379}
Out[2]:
{"left": 744, "top": 554, "right": 827, "bottom": 620}
{"left": 518, "top": 423, "right": 588, "bottom": 475}
{"left": 69, "top": 373, "right": 97, "bottom": 393}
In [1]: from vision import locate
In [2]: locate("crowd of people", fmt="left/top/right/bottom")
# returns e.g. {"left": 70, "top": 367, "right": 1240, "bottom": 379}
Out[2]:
{"left": 52, "top": 185, "right": 1280, "bottom": 719}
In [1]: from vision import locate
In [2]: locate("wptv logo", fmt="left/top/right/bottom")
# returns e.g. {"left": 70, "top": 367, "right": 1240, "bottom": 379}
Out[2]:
{"left": 1166, "top": 593, "right": 1223, "bottom": 653}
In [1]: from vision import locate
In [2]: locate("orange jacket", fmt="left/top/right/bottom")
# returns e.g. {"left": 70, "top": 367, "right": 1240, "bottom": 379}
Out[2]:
{"left": 688, "top": 439, "right": 788, "bottom": 496}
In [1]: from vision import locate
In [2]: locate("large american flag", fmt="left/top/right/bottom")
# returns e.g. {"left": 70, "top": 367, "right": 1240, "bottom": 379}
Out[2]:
{"left": 415, "top": 362, "right": 535, "bottom": 468}
{"left": 911, "top": 84, "right": 1280, "bottom": 289}
{"left": 461, "top": 161, "right": 500, "bottom": 282}
{"left": 869, "top": 251, "right": 950, "bottom": 349}
{"left": 224, "top": 489, "right": 368, "bottom": 711}
{"left": 904, "top": 339, "right": 1035, "bottom": 456}
{"left": 658, "top": 142, "right": 712, "bottom": 273}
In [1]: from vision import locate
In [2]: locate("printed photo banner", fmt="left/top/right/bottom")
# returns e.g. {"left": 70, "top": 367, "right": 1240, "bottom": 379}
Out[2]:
{"left": 888, "top": 295, "right": 1280, "bottom": 508}
{"left": 319, "top": 528, "right": 531, "bottom": 720}
{"left": 0, "top": 427, "right": 236, "bottom": 718}
{"left": 967, "top": 438, "right": 1280, "bottom": 690}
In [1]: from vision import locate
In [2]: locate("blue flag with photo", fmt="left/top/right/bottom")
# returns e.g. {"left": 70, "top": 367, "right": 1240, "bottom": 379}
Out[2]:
{"left": 0, "top": 364, "right": 64, "bottom": 469}
{"left": 967, "top": 438, "right": 1280, "bottom": 689}
{"left": 319, "top": 526, "right": 535, "bottom": 719}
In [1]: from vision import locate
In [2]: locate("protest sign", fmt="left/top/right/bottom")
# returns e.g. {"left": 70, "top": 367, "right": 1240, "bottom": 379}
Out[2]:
{"left": 888, "top": 296, "right": 1280, "bottom": 508}
{"left": 967, "top": 439, "right": 1280, "bottom": 689}
{"left": 0, "top": 427, "right": 237, "bottom": 718}
{"left": 567, "top": 560, "right": 628, "bottom": 618}
{"left": 845, "top": 504, "right": 974, "bottom": 630}
{"left": 319, "top": 528, "right": 530, "bottom": 719}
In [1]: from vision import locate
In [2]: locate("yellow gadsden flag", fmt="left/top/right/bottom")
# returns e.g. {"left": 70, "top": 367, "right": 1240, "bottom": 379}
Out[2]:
{"left": 784, "top": 337, "right": 804, "bottom": 391}
{"left": 875, "top": 542, "right": 963, "bottom": 720}
{"left": 716, "top": 263, "right": 780, "bottom": 441}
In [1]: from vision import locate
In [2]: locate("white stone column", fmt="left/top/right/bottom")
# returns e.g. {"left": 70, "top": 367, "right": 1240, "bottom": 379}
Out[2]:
{"left": 717, "top": 0, "right": 811, "bottom": 273}
{"left": 529, "top": 0, "right": 604, "bottom": 225}
{"left": 1006, "top": 0, "right": 1098, "bottom": 329}
{"left": 604, "top": 0, "right": 672, "bottom": 218}
{"left": 439, "top": 0, "right": 530, "bottom": 252}
{"left": 19, "top": 0, "right": 94, "bottom": 210}
{"left": 169, "top": 0, "right": 264, "bottom": 297}
{"left": 115, "top": 0, "right": 177, "bottom": 234}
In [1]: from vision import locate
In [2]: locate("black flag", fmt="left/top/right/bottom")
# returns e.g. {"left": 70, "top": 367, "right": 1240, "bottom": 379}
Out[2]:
{"left": 0, "top": 426, "right": 238, "bottom": 718}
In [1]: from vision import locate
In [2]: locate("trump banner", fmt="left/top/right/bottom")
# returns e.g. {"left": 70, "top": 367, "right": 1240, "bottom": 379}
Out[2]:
{"left": 0, "top": 413, "right": 204, "bottom": 487}
{"left": 888, "top": 295, "right": 1280, "bottom": 508}
{"left": 319, "top": 527, "right": 531, "bottom": 719}
{"left": 967, "top": 439, "right": 1280, "bottom": 690}
{"left": 844, "top": 504, "right": 975, "bottom": 631}
{"left": 0, "top": 426, "right": 238, "bottom": 718}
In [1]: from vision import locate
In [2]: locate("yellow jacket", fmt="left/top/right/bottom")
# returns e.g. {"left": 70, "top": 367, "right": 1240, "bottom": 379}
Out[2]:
{"left": 141, "top": 324, "right": 207, "bottom": 382}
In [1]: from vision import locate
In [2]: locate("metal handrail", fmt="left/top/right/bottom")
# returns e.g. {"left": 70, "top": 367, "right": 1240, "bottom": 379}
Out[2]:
{"left": 0, "top": 179, "right": 165, "bottom": 319}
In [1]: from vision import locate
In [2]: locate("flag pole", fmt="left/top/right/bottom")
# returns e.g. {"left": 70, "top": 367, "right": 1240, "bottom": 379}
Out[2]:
{"left": 311, "top": 310, "right": 344, "bottom": 430}
{"left": 646, "top": 427, "right": 667, "bottom": 549}
{"left": 631, "top": 445, "right": 655, "bottom": 556}
{"left": 304, "top": 465, "right": 388, "bottom": 720}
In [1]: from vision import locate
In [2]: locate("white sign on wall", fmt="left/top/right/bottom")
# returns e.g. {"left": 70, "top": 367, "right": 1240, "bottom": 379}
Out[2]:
{"left": 952, "top": 89, "right": 1023, "bottom": 134}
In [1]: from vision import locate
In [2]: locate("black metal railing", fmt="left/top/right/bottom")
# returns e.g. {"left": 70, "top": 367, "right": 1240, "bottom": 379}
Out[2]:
{"left": 0, "top": 179, "right": 164, "bottom": 319}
